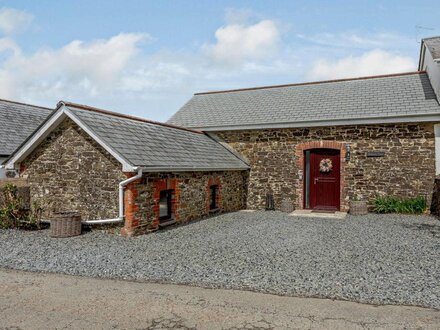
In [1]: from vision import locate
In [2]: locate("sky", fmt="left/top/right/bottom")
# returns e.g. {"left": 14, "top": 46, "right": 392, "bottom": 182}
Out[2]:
{"left": 0, "top": 0, "right": 438, "bottom": 121}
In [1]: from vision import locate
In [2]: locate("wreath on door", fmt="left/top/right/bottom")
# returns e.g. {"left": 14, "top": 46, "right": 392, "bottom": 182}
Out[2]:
{"left": 319, "top": 158, "right": 333, "bottom": 173}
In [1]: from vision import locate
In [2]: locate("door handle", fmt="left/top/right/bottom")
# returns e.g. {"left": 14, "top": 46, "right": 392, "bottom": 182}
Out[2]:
{"left": 314, "top": 178, "right": 318, "bottom": 184}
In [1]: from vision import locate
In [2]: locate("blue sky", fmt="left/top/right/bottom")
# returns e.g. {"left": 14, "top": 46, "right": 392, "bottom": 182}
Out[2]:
{"left": 0, "top": 0, "right": 438, "bottom": 121}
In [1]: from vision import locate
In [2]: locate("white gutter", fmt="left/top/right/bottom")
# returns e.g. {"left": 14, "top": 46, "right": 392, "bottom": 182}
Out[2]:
{"left": 117, "top": 167, "right": 143, "bottom": 219}
{"left": 188, "top": 113, "right": 440, "bottom": 132}
{"left": 82, "top": 218, "right": 123, "bottom": 225}
{"left": 84, "top": 167, "right": 143, "bottom": 224}
{"left": 42, "top": 167, "right": 143, "bottom": 225}
{"left": 140, "top": 167, "right": 249, "bottom": 172}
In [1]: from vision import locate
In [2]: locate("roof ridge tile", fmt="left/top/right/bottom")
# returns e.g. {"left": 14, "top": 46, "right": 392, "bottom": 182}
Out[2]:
{"left": 0, "top": 98, "right": 53, "bottom": 111}
{"left": 194, "top": 71, "right": 426, "bottom": 95}
{"left": 59, "top": 101, "right": 203, "bottom": 135}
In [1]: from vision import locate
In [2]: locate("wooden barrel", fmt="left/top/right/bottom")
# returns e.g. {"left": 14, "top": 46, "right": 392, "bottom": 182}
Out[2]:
{"left": 50, "top": 212, "right": 82, "bottom": 238}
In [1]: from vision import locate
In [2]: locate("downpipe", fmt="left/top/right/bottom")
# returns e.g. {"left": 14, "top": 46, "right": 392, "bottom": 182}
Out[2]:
{"left": 41, "top": 167, "right": 143, "bottom": 225}
{"left": 85, "top": 167, "right": 143, "bottom": 225}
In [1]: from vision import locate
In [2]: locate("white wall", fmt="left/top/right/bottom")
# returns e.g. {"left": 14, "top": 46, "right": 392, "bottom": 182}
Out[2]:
{"left": 435, "top": 125, "right": 440, "bottom": 176}
{"left": 421, "top": 45, "right": 440, "bottom": 101}
{"left": 0, "top": 157, "right": 7, "bottom": 179}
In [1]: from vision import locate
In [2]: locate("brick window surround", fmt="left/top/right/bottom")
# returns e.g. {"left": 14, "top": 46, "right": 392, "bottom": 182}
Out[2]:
{"left": 122, "top": 177, "right": 181, "bottom": 237}
{"left": 206, "top": 177, "right": 222, "bottom": 212}
{"left": 153, "top": 178, "right": 180, "bottom": 224}
{"left": 295, "top": 141, "right": 348, "bottom": 212}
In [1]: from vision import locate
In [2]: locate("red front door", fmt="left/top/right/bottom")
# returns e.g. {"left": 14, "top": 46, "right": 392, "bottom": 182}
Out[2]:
{"left": 309, "top": 149, "right": 340, "bottom": 211}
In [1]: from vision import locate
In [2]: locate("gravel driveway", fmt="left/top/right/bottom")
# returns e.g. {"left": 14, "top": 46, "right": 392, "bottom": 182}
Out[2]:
{"left": 1, "top": 211, "right": 439, "bottom": 309}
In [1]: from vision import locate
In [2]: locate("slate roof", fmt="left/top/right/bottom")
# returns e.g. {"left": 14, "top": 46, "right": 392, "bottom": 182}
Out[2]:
{"left": 168, "top": 72, "right": 440, "bottom": 130}
{"left": 0, "top": 99, "right": 53, "bottom": 155}
{"left": 424, "top": 36, "right": 440, "bottom": 59}
{"left": 64, "top": 103, "right": 248, "bottom": 171}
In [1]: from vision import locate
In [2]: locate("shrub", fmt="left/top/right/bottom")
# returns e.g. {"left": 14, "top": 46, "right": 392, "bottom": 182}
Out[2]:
{"left": 373, "top": 195, "right": 426, "bottom": 214}
{"left": 0, "top": 183, "right": 43, "bottom": 229}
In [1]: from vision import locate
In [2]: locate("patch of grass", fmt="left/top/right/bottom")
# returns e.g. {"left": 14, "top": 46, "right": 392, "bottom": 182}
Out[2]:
{"left": 373, "top": 195, "right": 426, "bottom": 214}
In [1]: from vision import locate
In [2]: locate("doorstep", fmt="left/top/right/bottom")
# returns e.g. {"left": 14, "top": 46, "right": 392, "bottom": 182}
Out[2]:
{"left": 289, "top": 209, "right": 347, "bottom": 219}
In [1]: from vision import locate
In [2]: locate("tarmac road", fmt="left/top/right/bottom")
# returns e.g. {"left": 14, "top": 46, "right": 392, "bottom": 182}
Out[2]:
{"left": 0, "top": 269, "right": 439, "bottom": 329}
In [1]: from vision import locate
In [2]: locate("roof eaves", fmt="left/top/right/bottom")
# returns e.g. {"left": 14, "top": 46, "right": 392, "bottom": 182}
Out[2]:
{"left": 189, "top": 113, "right": 440, "bottom": 132}
{"left": 4, "top": 107, "right": 68, "bottom": 169}
{"left": 139, "top": 165, "right": 249, "bottom": 172}
{"left": 418, "top": 39, "right": 426, "bottom": 71}
{"left": 5, "top": 105, "right": 137, "bottom": 172}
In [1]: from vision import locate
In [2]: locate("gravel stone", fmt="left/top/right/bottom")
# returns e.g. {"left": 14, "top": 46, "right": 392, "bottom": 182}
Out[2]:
{"left": 1, "top": 211, "right": 439, "bottom": 309}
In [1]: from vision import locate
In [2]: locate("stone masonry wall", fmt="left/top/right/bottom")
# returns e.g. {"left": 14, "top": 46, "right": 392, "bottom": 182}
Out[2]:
{"left": 216, "top": 123, "right": 436, "bottom": 210}
{"left": 125, "top": 171, "right": 248, "bottom": 235}
{"left": 21, "top": 118, "right": 125, "bottom": 220}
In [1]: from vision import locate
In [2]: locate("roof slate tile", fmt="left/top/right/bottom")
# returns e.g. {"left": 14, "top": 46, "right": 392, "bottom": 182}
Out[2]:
{"left": 67, "top": 105, "right": 248, "bottom": 171}
{"left": 0, "top": 99, "right": 53, "bottom": 155}
{"left": 168, "top": 72, "right": 440, "bottom": 130}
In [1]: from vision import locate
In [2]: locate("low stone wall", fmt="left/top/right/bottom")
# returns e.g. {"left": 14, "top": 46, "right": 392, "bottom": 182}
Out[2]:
{"left": 217, "top": 123, "right": 436, "bottom": 211}
{"left": 124, "top": 171, "right": 248, "bottom": 235}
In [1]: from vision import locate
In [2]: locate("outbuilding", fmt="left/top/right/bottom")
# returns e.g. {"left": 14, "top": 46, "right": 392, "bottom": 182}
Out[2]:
{"left": 5, "top": 102, "right": 249, "bottom": 236}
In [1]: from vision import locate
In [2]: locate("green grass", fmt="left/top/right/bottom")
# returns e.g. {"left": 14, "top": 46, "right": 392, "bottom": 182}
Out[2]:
{"left": 373, "top": 195, "right": 426, "bottom": 214}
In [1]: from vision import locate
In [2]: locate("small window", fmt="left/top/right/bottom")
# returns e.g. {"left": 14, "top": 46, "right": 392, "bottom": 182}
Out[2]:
{"left": 159, "top": 189, "right": 173, "bottom": 222}
{"left": 210, "top": 185, "right": 219, "bottom": 210}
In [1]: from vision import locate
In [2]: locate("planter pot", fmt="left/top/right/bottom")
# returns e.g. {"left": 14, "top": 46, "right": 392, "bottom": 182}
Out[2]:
{"left": 280, "top": 198, "right": 294, "bottom": 213}
{"left": 50, "top": 212, "right": 82, "bottom": 238}
{"left": 350, "top": 201, "right": 368, "bottom": 216}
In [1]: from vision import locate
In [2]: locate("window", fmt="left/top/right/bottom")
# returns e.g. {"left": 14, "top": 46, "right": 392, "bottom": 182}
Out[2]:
{"left": 159, "top": 190, "right": 173, "bottom": 222}
{"left": 210, "top": 185, "right": 219, "bottom": 210}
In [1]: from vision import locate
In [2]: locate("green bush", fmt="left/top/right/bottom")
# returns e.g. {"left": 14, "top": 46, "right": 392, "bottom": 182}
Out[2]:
{"left": 373, "top": 195, "right": 426, "bottom": 214}
{"left": 0, "top": 183, "right": 43, "bottom": 229}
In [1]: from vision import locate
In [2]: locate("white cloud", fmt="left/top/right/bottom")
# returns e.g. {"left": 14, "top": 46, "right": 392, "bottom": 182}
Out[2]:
{"left": 308, "top": 49, "right": 416, "bottom": 81}
{"left": 0, "top": 8, "right": 421, "bottom": 121}
{"left": 0, "top": 37, "right": 20, "bottom": 55}
{"left": 0, "top": 8, "right": 33, "bottom": 35}
{"left": 0, "top": 33, "right": 148, "bottom": 100}
{"left": 204, "top": 19, "right": 281, "bottom": 65}
{"left": 298, "top": 32, "right": 415, "bottom": 51}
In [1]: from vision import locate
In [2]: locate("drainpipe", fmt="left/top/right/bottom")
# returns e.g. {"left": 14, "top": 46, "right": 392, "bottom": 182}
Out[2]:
{"left": 81, "top": 167, "right": 143, "bottom": 225}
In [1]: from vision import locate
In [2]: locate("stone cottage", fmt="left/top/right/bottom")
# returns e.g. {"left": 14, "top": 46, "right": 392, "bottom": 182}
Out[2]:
{"left": 168, "top": 36, "right": 440, "bottom": 212}
{"left": 4, "top": 36, "right": 440, "bottom": 234}
{"left": 4, "top": 102, "right": 249, "bottom": 236}
{"left": 0, "top": 99, "right": 53, "bottom": 178}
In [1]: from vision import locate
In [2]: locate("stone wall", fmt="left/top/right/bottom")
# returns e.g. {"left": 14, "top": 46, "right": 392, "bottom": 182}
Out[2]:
{"left": 216, "top": 123, "right": 436, "bottom": 211}
{"left": 124, "top": 171, "right": 248, "bottom": 235}
{"left": 21, "top": 118, "right": 125, "bottom": 220}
